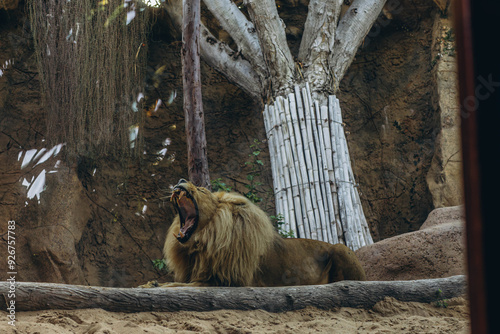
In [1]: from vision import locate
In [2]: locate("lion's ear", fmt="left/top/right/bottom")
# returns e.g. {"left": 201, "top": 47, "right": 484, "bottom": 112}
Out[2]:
{"left": 222, "top": 193, "right": 247, "bottom": 206}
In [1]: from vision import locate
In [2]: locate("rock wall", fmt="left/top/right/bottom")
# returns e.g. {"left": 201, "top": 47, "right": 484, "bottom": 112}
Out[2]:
{"left": 340, "top": 1, "right": 437, "bottom": 239}
{"left": 426, "top": 14, "right": 463, "bottom": 208}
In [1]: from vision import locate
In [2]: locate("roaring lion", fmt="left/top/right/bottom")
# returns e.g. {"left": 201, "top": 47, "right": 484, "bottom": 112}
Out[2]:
{"left": 149, "top": 179, "right": 366, "bottom": 287}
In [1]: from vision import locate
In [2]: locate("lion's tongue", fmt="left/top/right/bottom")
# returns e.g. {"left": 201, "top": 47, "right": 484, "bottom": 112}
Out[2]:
{"left": 177, "top": 193, "right": 196, "bottom": 238}
{"left": 179, "top": 217, "right": 195, "bottom": 235}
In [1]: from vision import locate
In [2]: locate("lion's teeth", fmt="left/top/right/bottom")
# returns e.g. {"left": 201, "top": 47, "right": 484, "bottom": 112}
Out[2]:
{"left": 179, "top": 231, "right": 185, "bottom": 238}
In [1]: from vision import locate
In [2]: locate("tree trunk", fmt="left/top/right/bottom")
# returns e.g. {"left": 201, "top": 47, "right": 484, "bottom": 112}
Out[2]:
{"left": 0, "top": 275, "right": 466, "bottom": 312}
{"left": 182, "top": 0, "right": 210, "bottom": 189}
{"left": 245, "top": 0, "right": 296, "bottom": 96}
{"left": 264, "top": 85, "right": 372, "bottom": 249}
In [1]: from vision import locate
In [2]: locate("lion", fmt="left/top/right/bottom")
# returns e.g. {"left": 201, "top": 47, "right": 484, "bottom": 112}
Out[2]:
{"left": 146, "top": 179, "right": 366, "bottom": 287}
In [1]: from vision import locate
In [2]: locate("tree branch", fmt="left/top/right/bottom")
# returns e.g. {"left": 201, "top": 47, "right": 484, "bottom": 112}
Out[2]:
{"left": 298, "top": 0, "right": 343, "bottom": 100}
{"left": 200, "top": 28, "right": 263, "bottom": 99}
{"left": 0, "top": 276, "right": 466, "bottom": 312}
{"left": 244, "top": 0, "right": 295, "bottom": 97}
{"left": 330, "top": 0, "right": 388, "bottom": 92}
{"left": 203, "top": 0, "right": 267, "bottom": 81}
{"left": 163, "top": 2, "right": 262, "bottom": 99}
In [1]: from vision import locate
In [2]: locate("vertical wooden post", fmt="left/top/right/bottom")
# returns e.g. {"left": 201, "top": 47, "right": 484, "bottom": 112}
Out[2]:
{"left": 182, "top": 0, "right": 211, "bottom": 189}
{"left": 455, "top": 1, "right": 500, "bottom": 333}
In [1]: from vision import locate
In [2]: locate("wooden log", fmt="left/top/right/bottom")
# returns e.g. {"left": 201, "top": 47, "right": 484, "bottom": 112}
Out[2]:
{"left": 0, "top": 276, "right": 467, "bottom": 313}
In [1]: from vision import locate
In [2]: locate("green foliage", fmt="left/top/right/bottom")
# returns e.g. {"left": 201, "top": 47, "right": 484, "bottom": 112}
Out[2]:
{"left": 271, "top": 214, "right": 295, "bottom": 238}
{"left": 244, "top": 139, "right": 265, "bottom": 203}
{"left": 152, "top": 258, "right": 168, "bottom": 272}
{"left": 434, "top": 289, "right": 449, "bottom": 308}
{"left": 211, "top": 178, "right": 232, "bottom": 192}
{"left": 241, "top": 139, "right": 293, "bottom": 237}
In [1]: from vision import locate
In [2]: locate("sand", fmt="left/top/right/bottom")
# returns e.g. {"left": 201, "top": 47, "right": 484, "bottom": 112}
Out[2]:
{"left": 0, "top": 297, "right": 468, "bottom": 334}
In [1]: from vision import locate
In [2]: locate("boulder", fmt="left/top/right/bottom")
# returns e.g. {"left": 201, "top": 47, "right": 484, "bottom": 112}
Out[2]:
{"left": 355, "top": 206, "right": 465, "bottom": 281}
{"left": 419, "top": 205, "right": 464, "bottom": 230}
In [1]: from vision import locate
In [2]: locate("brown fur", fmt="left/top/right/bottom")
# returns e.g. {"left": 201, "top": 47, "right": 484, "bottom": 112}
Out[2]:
{"left": 159, "top": 181, "right": 366, "bottom": 287}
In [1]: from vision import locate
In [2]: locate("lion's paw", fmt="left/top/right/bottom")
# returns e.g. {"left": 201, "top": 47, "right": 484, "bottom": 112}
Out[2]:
{"left": 137, "top": 280, "right": 159, "bottom": 288}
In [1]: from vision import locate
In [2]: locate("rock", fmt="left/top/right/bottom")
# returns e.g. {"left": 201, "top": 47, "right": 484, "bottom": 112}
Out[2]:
{"left": 419, "top": 205, "right": 464, "bottom": 230}
{"left": 426, "top": 15, "right": 463, "bottom": 208}
{"left": 0, "top": 0, "right": 19, "bottom": 10}
{"left": 355, "top": 206, "right": 465, "bottom": 281}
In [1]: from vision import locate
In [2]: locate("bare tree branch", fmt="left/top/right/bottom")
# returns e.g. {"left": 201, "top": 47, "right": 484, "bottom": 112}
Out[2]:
{"left": 330, "top": 0, "right": 388, "bottom": 92}
{"left": 163, "top": 2, "right": 262, "bottom": 99}
{"left": 200, "top": 27, "right": 263, "bottom": 99}
{"left": 203, "top": 0, "right": 267, "bottom": 81}
{"left": 244, "top": 0, "right": 295, "bottom": 97}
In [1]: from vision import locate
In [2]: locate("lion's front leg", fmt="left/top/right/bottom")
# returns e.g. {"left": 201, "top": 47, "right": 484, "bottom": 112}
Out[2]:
{"left": 156, "top": 282, "right": 209, "bottom": 288}
{"left": 138, "top": 280, "right": 208, "bottom": 288}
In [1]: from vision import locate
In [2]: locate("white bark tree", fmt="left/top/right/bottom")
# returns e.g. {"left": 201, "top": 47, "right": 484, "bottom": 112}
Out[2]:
{"left": 164, "top": 0, "right": 386, "bottom": 250}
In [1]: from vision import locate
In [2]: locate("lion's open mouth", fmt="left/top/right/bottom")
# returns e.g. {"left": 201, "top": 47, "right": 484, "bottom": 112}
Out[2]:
{"left": 170, "top": 184, "right": 199, "bottom": 243}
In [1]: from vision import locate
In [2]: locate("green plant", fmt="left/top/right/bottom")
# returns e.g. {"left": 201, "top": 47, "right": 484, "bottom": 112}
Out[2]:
{"left": 271, "top": 214, "right": 295, "bottom": 238}
{"left": 211, "top": 178, "right": 232, "bottom": 192}
{"left": 244, "top": 139, "right": 265, "bottom": 203}
{"left": 152, "top": 258, "right": 168, "bottom": 272}
{"left": 443, "top": 28, "right": 454, "bottom": 42}
{"left": 434, "top": 289, "right": 449, "bottom": 308}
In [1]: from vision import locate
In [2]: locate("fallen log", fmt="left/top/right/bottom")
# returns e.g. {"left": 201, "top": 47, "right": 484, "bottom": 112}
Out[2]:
{"left": 0, "top": 275, "right": 466, "bottom": 313}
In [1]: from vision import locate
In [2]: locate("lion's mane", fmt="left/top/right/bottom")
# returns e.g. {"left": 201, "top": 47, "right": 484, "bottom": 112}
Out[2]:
{"left": 164, "top": 190, "right": 278, "bottom": 286}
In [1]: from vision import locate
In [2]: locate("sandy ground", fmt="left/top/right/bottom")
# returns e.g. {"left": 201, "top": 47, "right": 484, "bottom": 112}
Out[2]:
{"left": 0, "top": 297, "right": 468, "bottom": 334}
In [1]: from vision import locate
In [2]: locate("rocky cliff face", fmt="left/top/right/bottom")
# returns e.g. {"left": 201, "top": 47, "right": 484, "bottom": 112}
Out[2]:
{"left": 339, "top": 5, "right": 462, "bottom": 240}
{"left": 0, "top": 1, "right": 462, "bottom": 286}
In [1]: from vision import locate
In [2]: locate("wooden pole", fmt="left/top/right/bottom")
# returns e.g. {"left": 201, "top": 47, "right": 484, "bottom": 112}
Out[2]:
{"left": 454, "top": 1, "right": 500, "bottom": 333}
{"left": 290, "top": 88, "right": 314, "bottom": 239}
{"left": 182, "top": 0, "right": 210, "bottom": 189}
